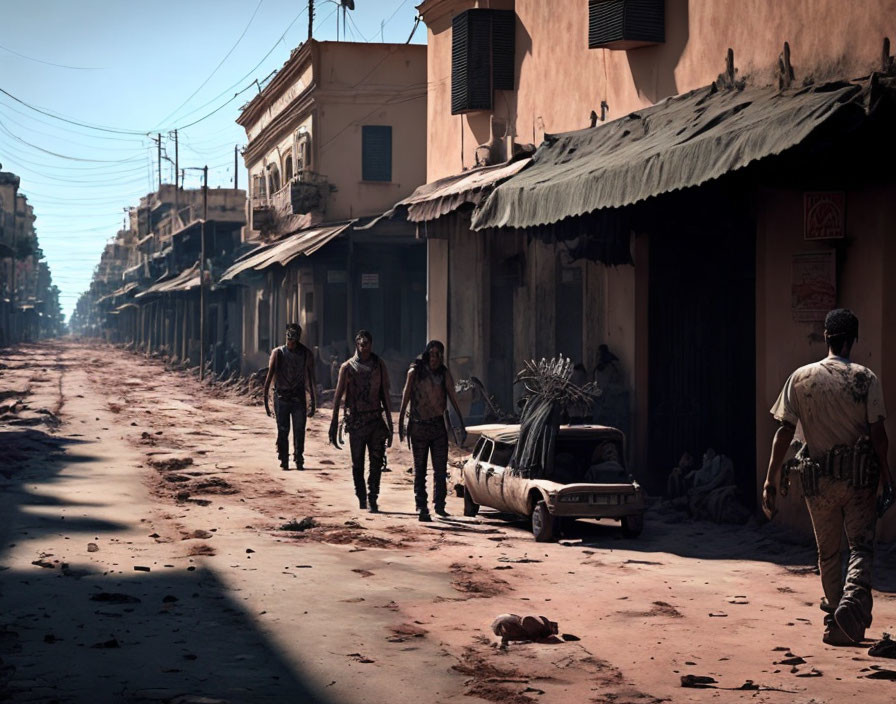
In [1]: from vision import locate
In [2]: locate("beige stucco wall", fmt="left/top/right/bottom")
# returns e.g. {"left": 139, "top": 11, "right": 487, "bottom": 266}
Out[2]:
{"left": 316, "top": 42, "right": 427, "bottom": 220}
{"left": 423, "top": 0, "right": 896, "bottom": 180}
{"left": 756, "top": 186, "right": 896, "bottom": 540}
{"left": 241, "top": 41, "right": 426, "bottom": 223}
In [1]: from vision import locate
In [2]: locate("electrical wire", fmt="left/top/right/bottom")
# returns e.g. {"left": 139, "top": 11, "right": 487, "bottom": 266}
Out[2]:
{"left": 0, "top": 40, "right": 102, "bottom": 70}
{"left": 153, "top": 0, "right": 265, "bottom": 129}
{"left": 157, "top": 4, "right": 310, "bottom": 129}
{"left": 0, "top": 120, "right": 146, "bottom": 163}
{"left": 0, "top": 87, "right": 149, "bottom": 135}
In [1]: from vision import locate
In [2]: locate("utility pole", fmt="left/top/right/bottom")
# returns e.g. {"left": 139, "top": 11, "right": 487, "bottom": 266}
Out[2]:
{"left": 174, "top": 130, "right": 179, "bottom": 218}
{"left": 308, "top": 0, "right": 314, "bottom": 40}
{"left": 157, "top": 133, "right": 162, "bottom": 190}
{"left": 199, "top": 165, "right": 208, "bottom": 380}
{"left": 234, "top": 145, "right": 239, "bottom": 189}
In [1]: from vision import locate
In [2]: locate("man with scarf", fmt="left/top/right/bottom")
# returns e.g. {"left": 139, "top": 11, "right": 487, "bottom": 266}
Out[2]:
{"left": 399, "top": 340, "right": 466, "bottom": 522}
{"left": 763, "top": 308, "right": 893, "bottom": 646}
{"left": 264, "top": 323, "right": 317, "bottom": 471}
{"left": 329, "top": 330, "right": 393, "bottom": 512}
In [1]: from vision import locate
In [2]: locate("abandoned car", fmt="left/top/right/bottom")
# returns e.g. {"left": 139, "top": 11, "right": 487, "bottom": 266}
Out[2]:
{"left": 454, "top": 424, "right": 646, "bottom": 541}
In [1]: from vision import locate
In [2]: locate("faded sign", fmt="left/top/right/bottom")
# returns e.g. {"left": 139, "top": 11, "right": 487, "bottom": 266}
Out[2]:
{"left": 792, "top": 251, "right": 836, "bottom": 322}
{"left": 327, "top": 270, "right": 346, "bottom": 284}
{"left": 361, "top": 273, "right": 379, "bottom": 289}
{"left": 804, "top": 192, "right": 845, "bottom": 240}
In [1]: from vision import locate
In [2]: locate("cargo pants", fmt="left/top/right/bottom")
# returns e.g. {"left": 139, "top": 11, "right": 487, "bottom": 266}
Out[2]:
{"left": 805, "top": 476, "right": 877, "bottom": 628}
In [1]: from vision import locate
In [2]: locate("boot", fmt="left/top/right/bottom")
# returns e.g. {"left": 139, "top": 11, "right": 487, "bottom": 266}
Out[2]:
{"left": 368, "top": 497, "right": 379, "bottom": 513}
{"left": 435, "top": 506, "right": 449, "bottom": 517}
{"left": 358, "top": 496, "right": 367, "bottom": 510}
{"left": 418, "top": 509, "right": 432, "bottom": 522}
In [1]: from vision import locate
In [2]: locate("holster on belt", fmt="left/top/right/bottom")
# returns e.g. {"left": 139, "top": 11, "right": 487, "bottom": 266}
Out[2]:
{"left": 782, "top": 435, "right": 879, "bottom": 498}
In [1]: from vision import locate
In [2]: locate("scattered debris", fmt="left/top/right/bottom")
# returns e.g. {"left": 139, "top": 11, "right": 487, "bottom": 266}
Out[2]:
{"left": 133, "top": 565, "right": 151, "bottom": 572}
{"left": 491, "top": 614, "right": 558, "bottom": 646}
{"left": 87, "top": 542, "right": 99, "bottom": 552}
{"left": 681, "top": 674, "right": 717, "bottom": 688}
{"left": 91, "top": 638, "right": 120, "bottom": 649}
{"left": 90, "top": 592, "right": 141, "bottom": 604}
{"left": 280, "top": 517, "right": 317, "bottom": 531}
{"left": 870, "top": 633, "right": 896, "bottom": 659}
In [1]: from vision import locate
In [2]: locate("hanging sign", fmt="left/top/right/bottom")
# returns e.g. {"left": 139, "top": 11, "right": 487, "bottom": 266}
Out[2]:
{"left": 804, "top": 191, "right": 845, "bottom": 240}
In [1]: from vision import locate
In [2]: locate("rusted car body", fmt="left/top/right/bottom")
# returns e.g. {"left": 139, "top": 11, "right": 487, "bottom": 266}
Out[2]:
{"left": 456, "top": 424, "right": 646, "bottom": 541}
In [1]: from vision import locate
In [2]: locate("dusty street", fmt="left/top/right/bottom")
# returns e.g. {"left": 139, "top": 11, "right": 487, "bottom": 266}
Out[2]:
{"left": 1, "top": 341, "right": 895, "bottom": 703}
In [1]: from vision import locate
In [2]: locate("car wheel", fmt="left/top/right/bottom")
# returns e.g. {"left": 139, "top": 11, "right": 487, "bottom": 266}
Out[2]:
{"left": 463, "top": 488, "right": 479, "bottom": 517}
{"left": 531, "top": 500, "right": 558, "bottom": 542}
{"left": 454, "top": 483, "right": 464, "bottom": 498}
{"left": 621, "top": 513, "right": 644, "bottom": 538}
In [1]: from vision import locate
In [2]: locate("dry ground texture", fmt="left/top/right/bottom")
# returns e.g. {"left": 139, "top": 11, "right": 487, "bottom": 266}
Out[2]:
{"left": 1, "top": 340, "right": 896, "bottom": 703}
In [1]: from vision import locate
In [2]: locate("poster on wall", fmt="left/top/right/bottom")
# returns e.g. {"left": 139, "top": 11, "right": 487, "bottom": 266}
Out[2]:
{"left": 361, "top": 273, "right": 379, "bottom": 289}
{"left": 792, "top": 251, "right": 836, "bottom": 322}
{"left": 804, "top": 191, "right": 845, "bottom": 240}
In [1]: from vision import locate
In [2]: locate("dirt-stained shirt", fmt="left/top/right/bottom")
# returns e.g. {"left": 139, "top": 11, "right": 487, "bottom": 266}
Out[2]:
{"left": 274, "top": 344, "right": 308, "bottom": 397}
{"left": 341, "top": 354, "right": 389, "bottom": 413}
{"left": 770, "top": 356, "right": 887, "bottom": 457}
{"left": 410, "top": 365, "right": 447, "bottom": 421}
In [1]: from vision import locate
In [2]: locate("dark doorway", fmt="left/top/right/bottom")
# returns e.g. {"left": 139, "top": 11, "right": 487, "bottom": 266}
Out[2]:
{"left": 647, "top": 196, "right": 756, "bottom": 504}
{"left": 556, "top": 263, "right": 584, "bottom": 364}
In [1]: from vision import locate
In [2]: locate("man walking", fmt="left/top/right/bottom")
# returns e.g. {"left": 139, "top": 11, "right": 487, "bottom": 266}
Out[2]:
{"left": 399, "top": 340, "right": 466, "bottom": 522}
{"left": 763, "top": 309, "right": 892, "bottom": 645}
{"left": 329, "top": 330, "right": 393, "bottom": 512}
{"left": 264, "top": 323, "right": 316, "bottom": 471}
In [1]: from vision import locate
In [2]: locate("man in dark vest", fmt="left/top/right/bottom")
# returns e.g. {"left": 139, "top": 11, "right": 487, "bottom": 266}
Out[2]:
{"left": 329, "top": 330, "right": 393, "bottom": 512}
{"left": 399, "top": 340, "right": 466, "bottom": 522}
{"left": 264, "top": 323, "right": 317, "bottom": 471}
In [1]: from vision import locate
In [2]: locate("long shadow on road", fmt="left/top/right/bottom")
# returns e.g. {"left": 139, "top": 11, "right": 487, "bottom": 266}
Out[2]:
{"left": 0, "top": 427, "right": 333, "bottom": 703}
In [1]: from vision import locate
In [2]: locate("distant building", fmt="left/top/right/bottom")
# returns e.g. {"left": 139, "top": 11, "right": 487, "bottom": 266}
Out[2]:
{"left": 0, "top": 171, "right": 64, "bottom": 344}
{"left": 226, "top": 39, "right": 427, "bottom": 386}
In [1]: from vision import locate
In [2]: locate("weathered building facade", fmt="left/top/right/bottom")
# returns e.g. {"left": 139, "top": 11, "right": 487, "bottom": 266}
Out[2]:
{"left": 411, "top": 0, "right": 896, "bottom": 537}
{"left": 0, "top": 171, "right": 64, "bottom": 344}
{"left": 74, "top": 184, "right": 246, "bottom": 375}
{"left": 228, "top": 39, "right": 427, "bottom": 386}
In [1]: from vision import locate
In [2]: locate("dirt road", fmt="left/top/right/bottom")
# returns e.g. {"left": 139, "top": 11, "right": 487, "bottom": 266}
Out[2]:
{"left": 2, "top": 341, "right": 895, "bottom": 703}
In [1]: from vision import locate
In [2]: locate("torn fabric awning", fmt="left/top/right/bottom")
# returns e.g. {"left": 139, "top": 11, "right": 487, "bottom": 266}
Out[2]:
{"left": 385, "top": 157, "right": 531, "bottom": 224}
{"left": 219, "top": 222, "right": 353, "bottom": 282}
{"left": 472, "top": 80, "right": 870, "bottom": 230}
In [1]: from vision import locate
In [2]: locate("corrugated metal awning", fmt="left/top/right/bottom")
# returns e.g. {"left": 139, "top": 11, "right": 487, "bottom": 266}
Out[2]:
{"left": 135, "top": 263, "right": 199, "bottom": 298}
{"left": 220, "top": 223, "right": 352, "bottom": 282}
{"left": 388, "top": 157, "right": 531, "bottom": 224}
{"left": 472, "top": 79, "right": 873, "bottom": 230}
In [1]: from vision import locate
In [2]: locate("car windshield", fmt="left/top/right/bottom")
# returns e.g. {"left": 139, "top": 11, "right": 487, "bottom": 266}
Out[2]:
{"left": 550, "top": 437, "right": 629, "bottom": 484}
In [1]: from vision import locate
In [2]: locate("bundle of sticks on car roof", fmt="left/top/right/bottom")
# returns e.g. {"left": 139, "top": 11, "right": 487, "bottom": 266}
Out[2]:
{"left": 510, "top": 357, "right": 600, "bottom": 478}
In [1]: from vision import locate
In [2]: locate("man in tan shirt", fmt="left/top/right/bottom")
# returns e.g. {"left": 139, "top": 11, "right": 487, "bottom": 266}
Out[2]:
{"left": 763, "top": 309, "right": 892, "bottom": 645}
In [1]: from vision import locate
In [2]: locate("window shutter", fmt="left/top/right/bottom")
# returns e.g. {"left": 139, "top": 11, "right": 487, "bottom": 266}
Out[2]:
{"left": 589, "top": 0, "right": 664, "bottom": 50}
{"left": 451, "top": 9, "right": 516, "bottom": 114}
{"left": 491, "top": 10, "right": 515, "bottom": 91}
{"left": 451, "top": 10, "right": 493, "bottom": 114}
{"left": 362, "top": 125, "right": 392, "bottom": 182}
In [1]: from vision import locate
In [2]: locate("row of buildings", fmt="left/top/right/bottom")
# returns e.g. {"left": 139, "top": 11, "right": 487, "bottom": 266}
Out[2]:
{"left": 0, "top": 169, "right": 65, "bottom": 345}
{"left": 76, "top": 0, "right": 896, "bottom": 538}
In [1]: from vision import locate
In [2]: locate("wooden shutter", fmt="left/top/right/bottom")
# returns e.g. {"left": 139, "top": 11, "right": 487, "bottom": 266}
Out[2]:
{"left": 362, "top": 125, "right": 392, "bottom": 182}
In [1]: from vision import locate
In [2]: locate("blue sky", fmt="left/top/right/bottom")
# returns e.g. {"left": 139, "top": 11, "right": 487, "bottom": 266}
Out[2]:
{"left": 0, "top": 0, "right": 424, "bottom": 320}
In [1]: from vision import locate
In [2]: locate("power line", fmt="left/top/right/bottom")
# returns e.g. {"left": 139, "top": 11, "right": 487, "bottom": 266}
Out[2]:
{"left": 0, "top": 87, "right": 149, "bottom": 135}
{"left": 154, "top": 0, "right": 265, "bottom": 129}
{"left": 0, "top": 40, "right": 103, "bottom": 70}
{"left": 156, "top": 4, "right": 310, "bottom": 130}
